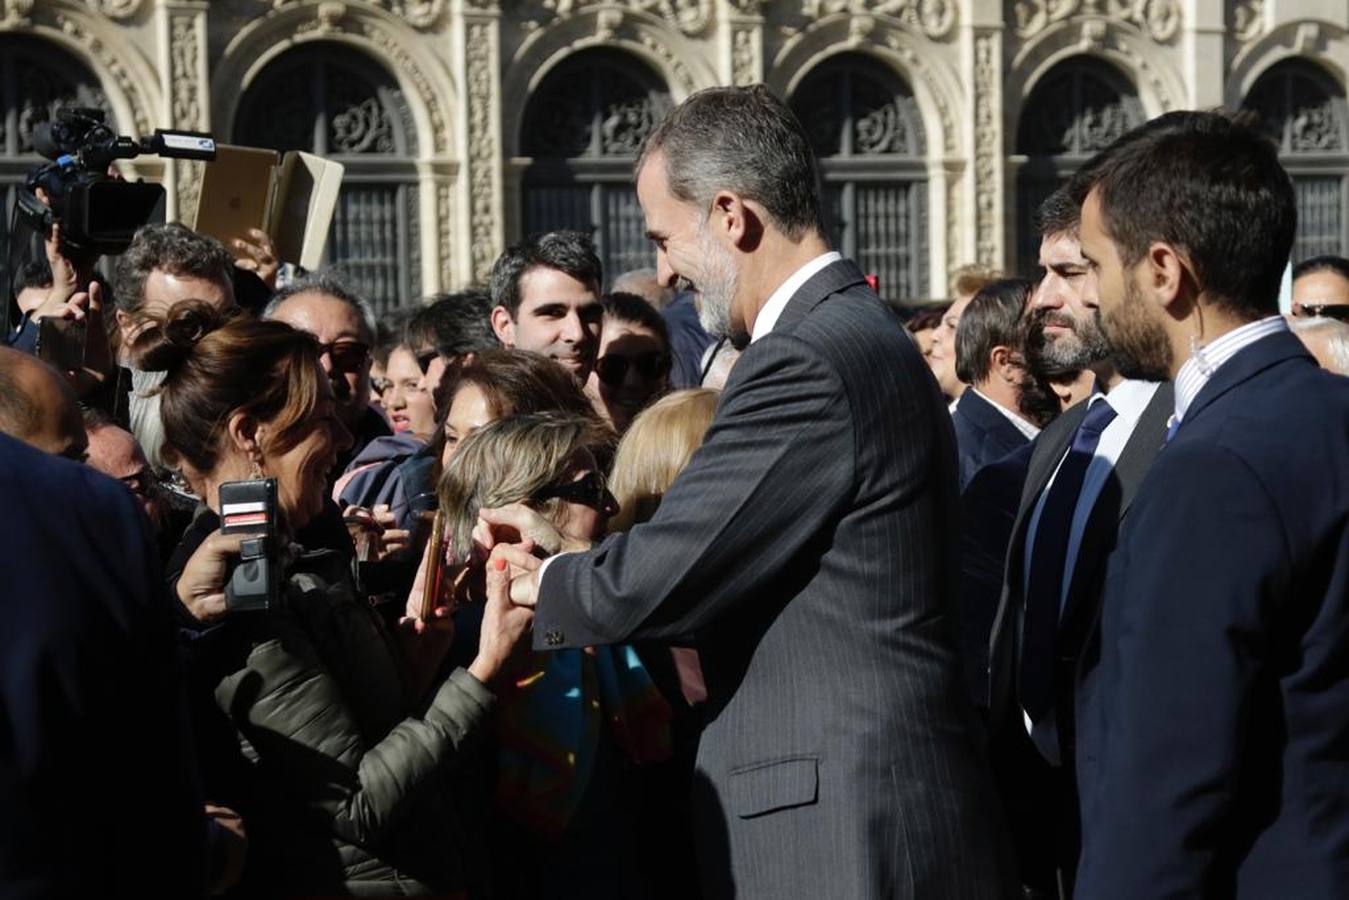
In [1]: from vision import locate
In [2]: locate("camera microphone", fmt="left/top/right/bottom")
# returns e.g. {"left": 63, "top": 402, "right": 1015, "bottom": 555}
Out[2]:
{"left": 30, "top": 123, "right": 61, "bottom": 162}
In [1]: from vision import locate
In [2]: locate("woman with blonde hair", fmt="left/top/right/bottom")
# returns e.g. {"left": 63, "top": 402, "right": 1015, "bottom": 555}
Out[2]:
{"left": 435, "top": 413, "right": 670, "bottom": 899}
{"left": 607, "top": 388, "right": 720, "bottom": 533}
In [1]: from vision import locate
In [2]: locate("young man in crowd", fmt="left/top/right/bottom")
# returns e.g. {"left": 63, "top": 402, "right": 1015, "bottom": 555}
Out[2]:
{"left": 1070, "top": 110, "right": 1349, "bottom": 899}
{"left": 489, "top": 230, "right": 604, "bottom": 384}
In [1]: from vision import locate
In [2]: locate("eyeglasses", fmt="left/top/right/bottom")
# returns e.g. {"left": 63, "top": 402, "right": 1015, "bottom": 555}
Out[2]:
{"left": 595, "top": 352, "right": 670, "bottom": 386}
{"left": 532, "top": 471, "right": 617, "bottom": 514}
{"left": 316, "top": 340, "right": 371, "bottom": 373}
{"left": 1295, "top": 303, "right": 1349, "bottom": 322}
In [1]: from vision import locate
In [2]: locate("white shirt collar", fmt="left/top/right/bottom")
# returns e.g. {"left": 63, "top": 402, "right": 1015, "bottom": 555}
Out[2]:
{"left": 1098, "top": 377, "right": 1162, "bottom": 423}
{"left": 971, "top": 388, "right": 1041, "bottom": 440}
{"left": 1173, "top": 315, "right": 1287, "bottom": 424}
{"left": 749, "top": 251, "right": 843, "bottom": 344}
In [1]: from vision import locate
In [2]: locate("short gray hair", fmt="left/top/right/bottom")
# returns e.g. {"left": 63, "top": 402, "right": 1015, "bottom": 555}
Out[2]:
{"left": 1289, "top": 315, "right": 1349, "bottom": 375}
{"left": 264, "top": 270, "right": 377, "bottom": 344}
{"left": 636, "top": 84, "right": 825, "bottom": 240}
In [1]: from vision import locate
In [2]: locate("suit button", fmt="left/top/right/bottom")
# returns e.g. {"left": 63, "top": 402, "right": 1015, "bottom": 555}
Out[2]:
{"left": 545, "top": 629, "right": 564, "bottom": 647}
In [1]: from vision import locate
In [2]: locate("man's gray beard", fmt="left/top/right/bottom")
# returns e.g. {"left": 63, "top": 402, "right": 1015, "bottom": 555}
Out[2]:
{"left": 695, "top": 235, "right": 738, "bottom": 338}
{"left": 1039, "top": 315, "right": 1112, "bottom": 371}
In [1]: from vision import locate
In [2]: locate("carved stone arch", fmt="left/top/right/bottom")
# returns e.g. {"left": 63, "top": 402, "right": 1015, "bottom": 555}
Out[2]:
{"left": 211, "top": 3, "right": 456, "bottom": 160}
{"left": 502, "top": 10, "right": 717, "bottom": 159}
{"left": 768, "top": 17, "right": 963, "bottom": 160}
{"left": 0, "top": 3, "right": 161, "bottom": 151}
{"left": 1007, "top": 19, "right": 1183, "bottom": 140}
{"left": 1228, "top": 21, "right": 1349, "bottom": 109}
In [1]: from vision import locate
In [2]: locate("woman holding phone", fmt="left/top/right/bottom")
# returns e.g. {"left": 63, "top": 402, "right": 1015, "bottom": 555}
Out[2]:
{"left": 144, "top": 302, "right": 532, "bottom": 897}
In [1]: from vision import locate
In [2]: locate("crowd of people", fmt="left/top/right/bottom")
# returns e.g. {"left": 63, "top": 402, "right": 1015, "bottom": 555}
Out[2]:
{"left": 2, "top": 82, "right": 1347, "bottom": 900}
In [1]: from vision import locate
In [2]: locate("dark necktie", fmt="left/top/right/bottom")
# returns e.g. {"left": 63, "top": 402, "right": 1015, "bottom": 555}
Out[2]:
{"left": 1021, "top": 397, "right": 1119, "bottom": 721}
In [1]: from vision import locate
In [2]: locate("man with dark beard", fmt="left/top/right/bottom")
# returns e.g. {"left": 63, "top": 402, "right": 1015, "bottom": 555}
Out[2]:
{"left": 1070, "top": 111, "right": 1349, "bottom": 900}
{"left": 984, "top": 185, "right": 1173, "bottom": 898}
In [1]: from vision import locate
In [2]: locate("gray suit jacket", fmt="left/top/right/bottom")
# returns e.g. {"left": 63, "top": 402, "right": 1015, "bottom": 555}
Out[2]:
{"left": 534, "top": 259, "right": 1012, "bottom": 899}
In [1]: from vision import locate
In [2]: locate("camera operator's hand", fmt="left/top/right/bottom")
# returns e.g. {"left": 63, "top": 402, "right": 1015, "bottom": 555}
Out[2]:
{"left": 232, "top": 228, "right": 279, "bottom": 291}
{"left": 467, "top": 550, "right": 537, "bottom": 687}
{"left": 177, "top": 530, "right": 249, "bottom": 624}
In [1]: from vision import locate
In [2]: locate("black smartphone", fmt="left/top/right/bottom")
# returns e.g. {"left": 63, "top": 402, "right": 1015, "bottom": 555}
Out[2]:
{"left": 37, "top": 317, "right": 87, "bottom": 371}
{"left": 219, "top": 478, "right": 279, "bottom": 611}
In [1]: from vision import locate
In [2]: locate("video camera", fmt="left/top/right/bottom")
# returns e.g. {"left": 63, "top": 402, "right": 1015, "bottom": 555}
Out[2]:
{"left": 14, "top": 107, "right": 217, "bottom": 256}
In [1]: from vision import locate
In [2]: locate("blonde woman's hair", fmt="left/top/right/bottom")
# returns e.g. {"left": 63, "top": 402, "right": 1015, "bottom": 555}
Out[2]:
{"left": 437, "top": 413, "right": 609, "bottom": 558}
{"left": 607, "top": 388, "right": 719, "bottom": 533}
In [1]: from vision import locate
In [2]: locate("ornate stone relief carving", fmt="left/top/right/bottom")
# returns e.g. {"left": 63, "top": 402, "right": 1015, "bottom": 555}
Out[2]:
{"left": 54, "top": 12, "right": 153, "bottom": 137}
{"left": 270, "top": 0, "right": 445, "bottom": 29}
{"left": 945, "top": 174, "right": 960, "bottom": 274}
{"left": 1231, "top": 0, "right": 1265, "bottom": 44}
{"left": 466, "top": 20, "right": 498, "bottom": 284}
{"left": 436, "top": 181, "right": 452, "bottom": 290}
{"left": 170, "top": 12, "right": 205, "bottom": 219}
{"left": 731, "top": 26, "right": 758, "bottom": 85}
{"left": 798, "top": 0, "right": 956, "bottom": 41}
{"left": 1, "top": 0, "right": 35, "bottom": 27}
{"left": 525, "top": 0, "right": 712, "bottom": 37}
{"left": 359, "top": 21, "right": 450, "bottom": 153}
{"left": 85, "top": 0, "right": 142, "bottom": 20}
{"left": 972, "top": 32, "right": 999, "bottom": 266}
{"left": 1012, "top": 0, "right": 1181, "bottom": 43}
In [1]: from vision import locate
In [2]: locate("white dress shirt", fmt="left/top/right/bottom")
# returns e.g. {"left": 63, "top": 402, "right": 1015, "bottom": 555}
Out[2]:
{"left": 1173, "top": 315, "right": 1288, "bottom": 427}
{"left": 1021, "top": 378, "right": 1162, "bottom": 763}
{"left": 971, "top": 388, "right": 1041, "bottom": 441}
{"left": 749, "top": 251, "right": 842, "bottom": 344}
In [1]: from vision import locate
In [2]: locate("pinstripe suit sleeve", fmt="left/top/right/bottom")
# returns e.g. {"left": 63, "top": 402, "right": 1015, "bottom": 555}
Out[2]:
{"left": 531, "top": 331, "right": 855, "bottom": 650}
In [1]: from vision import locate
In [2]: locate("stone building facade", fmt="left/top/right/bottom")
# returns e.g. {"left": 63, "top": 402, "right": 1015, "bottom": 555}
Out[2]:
{"left": 1, "top": 0, "right": 1345, "bottom": 312}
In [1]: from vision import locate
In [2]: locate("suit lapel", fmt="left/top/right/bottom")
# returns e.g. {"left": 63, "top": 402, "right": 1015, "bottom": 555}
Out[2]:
{"left": 769, "top": 258, "right": 869, "bottom": 335}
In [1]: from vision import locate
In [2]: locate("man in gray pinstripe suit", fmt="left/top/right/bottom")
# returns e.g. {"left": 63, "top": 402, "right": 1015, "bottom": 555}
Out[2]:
{"left": 490, "top": 85, "right": 1012, "bottom": 899}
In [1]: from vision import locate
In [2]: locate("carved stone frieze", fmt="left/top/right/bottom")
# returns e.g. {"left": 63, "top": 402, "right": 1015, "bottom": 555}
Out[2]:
{"left": 1012, "top": 0, "right": 1180, "bottom": 43}
{"left": 945, "top": 174, "right": 959, "bottom": 275}
{"left": 799, "top": 0, "right": 956, "bottom": 41}
{"left": 86, "top": 0, "right": 142, "bottom": 21}
{"left": 437, "top": 181, "right": 452, "bottom": 289}
{"left": 1, "top": 0, "right": 35, "bottom": 27}
{"left": 526, "top": 0, "right": 712, "bottom": 37}
{"left": 271, "top": 0, "right": 444, "bottom": 29}
{"left": 466, "top": 19, "right": 498, "bottom": 284}
{"left": 972, "top": 32, "right": 999, "bottom": 266}
{"left": 731, "top": 25, "right": 758, "bottom": 85}
{"left": 360, "top": 22, "right": 450, "bottom": 154}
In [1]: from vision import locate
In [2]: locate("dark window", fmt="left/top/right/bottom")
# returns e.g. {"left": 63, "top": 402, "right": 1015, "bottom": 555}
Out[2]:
{"left": 1242, "top": 59, "right": 1349, "bottom": 261}
{"left": 791, "top": 54, "right": 928, "bottom": 300}
{"left": 519, "top": 51, "right": 671, "bottom": 281}
{"left": 1013, "top": 58, "right": 1144, "bottom": 272}
{"left": 235, "top": 45, "right": 419, "bottom": 314}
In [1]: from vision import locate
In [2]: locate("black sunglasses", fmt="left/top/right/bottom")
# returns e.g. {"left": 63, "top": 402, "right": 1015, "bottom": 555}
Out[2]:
{"left": 1296, "top": 303, "right": 1349, "bottom": 322}
{"left": 317, "top": 339, "right": 371, "bottom": 373}
{"left": 595, "top": 352, "right": 670, "bottom": 386}
{"left": 532, "top": 471, "right": 616, "bottom": 513}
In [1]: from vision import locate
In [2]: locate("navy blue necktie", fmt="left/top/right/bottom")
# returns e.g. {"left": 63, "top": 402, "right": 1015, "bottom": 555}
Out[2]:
{"left": 1021, "top": 397, "right": 1118, "bottom": 721}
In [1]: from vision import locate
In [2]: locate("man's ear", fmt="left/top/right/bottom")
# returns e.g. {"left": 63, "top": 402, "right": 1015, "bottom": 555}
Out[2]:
{"left": 1146, "top": 242, "right": 1195, "bottom": 315}
{"left": 490, "top": 306, "right": 515, "bottom": 347}
{"left": 711, "top": 191, "right": 763, "bottom": 252}
{"left": 989, "top": 345, "right": 1018, "bottom": 383}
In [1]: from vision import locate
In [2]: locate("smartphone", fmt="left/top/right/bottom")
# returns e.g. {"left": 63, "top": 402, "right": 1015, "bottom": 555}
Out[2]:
{"left": 219, "top": 478, "right": 279, "bottom": 611}
{"left": 37, "top": 317, "right": 87, "bottom": 371}
{"left": 420, "top": 510, "right": 446, "bottom": 621}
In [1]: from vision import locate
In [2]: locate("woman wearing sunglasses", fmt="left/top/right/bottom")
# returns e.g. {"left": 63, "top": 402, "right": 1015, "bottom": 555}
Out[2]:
{"left": 587, "top": 292, "right": 672, "bottom": 434}
{"left": 432, "top": 413, "right": 671, "bottom": 899}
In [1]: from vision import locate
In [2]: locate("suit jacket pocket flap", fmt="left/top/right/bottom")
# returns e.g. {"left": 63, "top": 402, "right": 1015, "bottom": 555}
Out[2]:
{"left": 729, "top": 756, "right": 818, "bottom": 819}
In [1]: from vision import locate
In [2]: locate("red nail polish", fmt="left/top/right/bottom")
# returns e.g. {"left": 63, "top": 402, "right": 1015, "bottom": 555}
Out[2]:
{"left": 494, "top": 558, "right": 507, "bottom": 571}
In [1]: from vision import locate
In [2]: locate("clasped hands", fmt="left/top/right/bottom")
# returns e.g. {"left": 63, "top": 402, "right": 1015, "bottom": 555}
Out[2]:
{"left": 471, "top": 503, "right": 592, "bottom": 612}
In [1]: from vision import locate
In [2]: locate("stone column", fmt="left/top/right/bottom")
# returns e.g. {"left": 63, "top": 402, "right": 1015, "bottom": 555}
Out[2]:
{"left": 455, "top": 0, "right": 504, "bottom": 287}
{"left": 157, "top": 0, "right": 209, "bottom": 223}
{"left": 962, "top": 0, "right": 1005, "bottom": 272}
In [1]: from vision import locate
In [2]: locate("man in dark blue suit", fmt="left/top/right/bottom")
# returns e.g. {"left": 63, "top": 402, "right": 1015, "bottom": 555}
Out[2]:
{"left": 0, "top": 350, "right": 204, "bottom": 896}
{"left": 1071, "top": 110, "right": 1349, "bottom": 898}
{"left": 950, "top": 279, "right": 1041, "bottom": 489}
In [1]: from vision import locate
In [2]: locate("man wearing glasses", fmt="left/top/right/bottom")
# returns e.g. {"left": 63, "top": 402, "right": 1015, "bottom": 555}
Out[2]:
{"left": 1291, "top": 255, "right": 1349, "bottom": 320}
{"left": 265, "top": 271, "right": 389, "bottom": 474}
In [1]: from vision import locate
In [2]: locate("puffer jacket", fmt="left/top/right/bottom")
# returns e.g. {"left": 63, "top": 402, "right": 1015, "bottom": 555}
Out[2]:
{"left": 176, "top": 512, "right": 492, "bottom": 897}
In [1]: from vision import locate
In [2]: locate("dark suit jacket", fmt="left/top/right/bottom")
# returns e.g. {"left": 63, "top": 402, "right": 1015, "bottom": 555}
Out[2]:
{"left": 533, "top": 259, "right": 1011, "bottom": 899}
{"left": 1075, "top": 331, "right": 1349, "bottom": 898}
{"left": 985, "top": 382, "right": 1172, "bottom": 890}
{"left": 0, "top": 434, "right": 204, "bottom": 897}
{"left": 952, "top": 389, "right": 1033, "bottom": 489}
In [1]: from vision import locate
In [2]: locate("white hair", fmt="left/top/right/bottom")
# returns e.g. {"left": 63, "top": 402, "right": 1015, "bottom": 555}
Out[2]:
{"left": 1289, "top": 315, "right": 1349, "bottom": 375}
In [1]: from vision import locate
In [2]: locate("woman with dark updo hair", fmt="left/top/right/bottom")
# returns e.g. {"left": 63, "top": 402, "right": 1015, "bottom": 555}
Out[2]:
{"left": 145, "top": 302, "right": 532, "bottom": 897}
